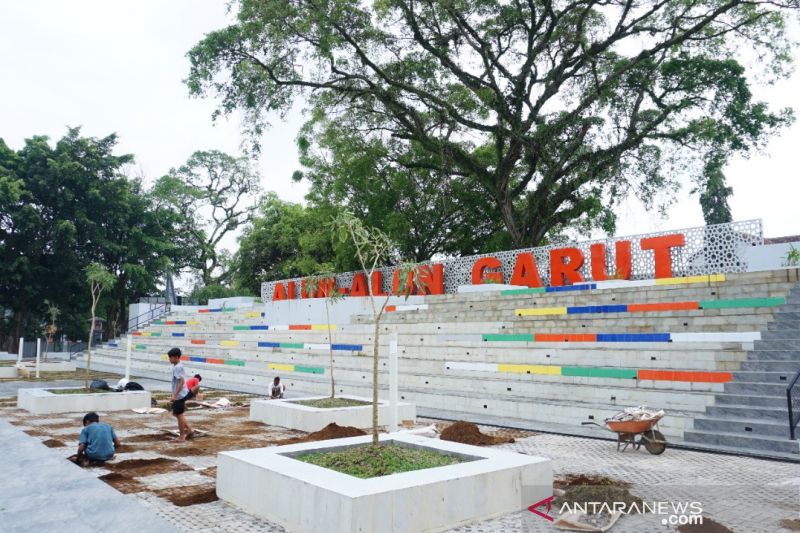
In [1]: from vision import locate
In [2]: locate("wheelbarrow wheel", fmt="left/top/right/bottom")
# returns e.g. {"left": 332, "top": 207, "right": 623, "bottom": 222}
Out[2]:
{"left": 642, "top": 430, "right": 667, "bottom": 455}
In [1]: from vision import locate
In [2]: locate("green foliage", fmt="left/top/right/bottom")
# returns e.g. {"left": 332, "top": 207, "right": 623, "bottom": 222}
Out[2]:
{"left": 189, "top": 283, "right": 254, "bottom": 305}
{"left": 0, "top": 129, "right": 183, "bottom": 347}
{"left": 187, "top": 0, "right": 797, "bottom": 248}
{"left": 698, "top": 153, "right": 734, "bottom": 225}
{"left": 85, "top": 263, "right": 116, "bottom": 293}
{"left": 784, "top": 245, "right": 800, "bottom": 267}
{"left": 297, "top": 443, "right": 463, "bottom": 478}
{"left": 152, "top": 150, "right": 261, "bottom": 286}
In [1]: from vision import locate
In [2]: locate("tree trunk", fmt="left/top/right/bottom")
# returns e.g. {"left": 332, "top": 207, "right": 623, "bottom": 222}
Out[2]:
{"left": 372, "top": 319, "right": 381, "bottom": 445}
{"left": 85, "top": 300, "right": 96, "bottom": 390}
{"left": 325, "top": 300, "right": 335, "bottom": 399}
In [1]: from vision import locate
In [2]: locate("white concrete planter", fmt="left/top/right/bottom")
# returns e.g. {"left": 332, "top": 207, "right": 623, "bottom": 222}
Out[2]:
{"left": 250, "top": 395, "right": 416, "bottom": 432}
{"left": 17, "top": 387, "right": 151, "bottom": 415}
{"left": 456, "top": 284, "right": 527, "bottom": 293}
{"left": 217, "top": 433, "right": 552, "bottom": 533}
{"left": 0, "top": 366, "right": 18, "bottom": 378}
{"left": 18, "top": 361, "right": 77, "bottom": 372}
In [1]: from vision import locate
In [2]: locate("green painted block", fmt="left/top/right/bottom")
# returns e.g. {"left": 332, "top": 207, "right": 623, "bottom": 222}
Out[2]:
{"left": 150, "top": 332, "right": 161, "bottom": 337}
{"left": 233, "top": 325, "right": 250, "bottom": 330}
{"left": 135, "top": 344, "right": 147, "bottom": 350}
{"left": 481, "top": 334, "right": 535, "bottom": 342}
{"left": 224, "top": 359, "right": 246, "bottom": 366}
{"left": 501, "top": 288, "right": 546, "bottom": 296}
{"left": 153, "top": 320, "right": 165, "bottom": 325}
{"left": 562, "top": 366, "right": 638, "bottom": 379}
{"left": 222, "top": 308, "right": 237, "bottom": 312}
{"left": 699, "top": 297, "right": 784, "bottom": 309}
{"left": 295, "top": 365, "right": 325, "bottom": 374}
{"left": 279, "top": 342, "right": 305, "bottom": 349}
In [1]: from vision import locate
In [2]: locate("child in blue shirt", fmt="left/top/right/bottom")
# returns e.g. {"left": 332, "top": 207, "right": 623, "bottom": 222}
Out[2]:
{"left": 73, "top": 412, "right": 120, "bottom": 466}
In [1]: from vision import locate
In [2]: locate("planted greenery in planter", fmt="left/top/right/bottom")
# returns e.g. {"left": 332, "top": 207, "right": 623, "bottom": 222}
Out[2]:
{"left": 297, "top": 443, "right": 464, "bottom": 478}
{"left": 294, "top": 397, "right": 370, "bottom": 409}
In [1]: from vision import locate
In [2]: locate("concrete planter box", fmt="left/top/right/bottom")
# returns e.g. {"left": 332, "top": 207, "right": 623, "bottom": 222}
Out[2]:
{"left": 217, "top": 433, "right": 552, "bottom": 533}
{"left": 250, "top": 395, "right": 416, "bottom": 432}
{"left": 456, "top": 284, "right": 527, "bottom": 293}
{"left": 18, "top": 361, "right": 77, "bottom": 372}
{"left": 17, "top": 387, "right": 151, "bottom": 415}
{"left": 0, "top": 366, "right": 18, "bottom": 378}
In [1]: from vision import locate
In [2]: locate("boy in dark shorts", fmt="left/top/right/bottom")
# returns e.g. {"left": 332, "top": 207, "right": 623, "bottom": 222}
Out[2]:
{"left": 71, "top": 412, "right": 121, "bottom": 466}
{"left": 168, "top": 347, "right": 194, "bottom": 441}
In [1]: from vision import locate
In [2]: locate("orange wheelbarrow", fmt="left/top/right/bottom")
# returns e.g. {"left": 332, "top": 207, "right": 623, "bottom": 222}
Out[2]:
{"left": 582, "top": 414, "right": 667, "bottom": 455}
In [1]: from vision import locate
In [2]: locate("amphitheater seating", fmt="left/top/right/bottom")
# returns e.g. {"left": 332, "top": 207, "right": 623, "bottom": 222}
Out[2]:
{"left": 89, "top": 269, "right": 800, "bottom": 459}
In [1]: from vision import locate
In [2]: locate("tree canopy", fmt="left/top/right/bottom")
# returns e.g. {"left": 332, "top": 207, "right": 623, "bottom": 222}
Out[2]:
{"left": 188, "top": 0, "right": 797, "bottom": 248}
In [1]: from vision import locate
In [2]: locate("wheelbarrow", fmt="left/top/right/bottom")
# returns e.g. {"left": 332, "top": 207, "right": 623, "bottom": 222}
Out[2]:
{"left": 582, "top": 414, "right": 667, "bottom": 455}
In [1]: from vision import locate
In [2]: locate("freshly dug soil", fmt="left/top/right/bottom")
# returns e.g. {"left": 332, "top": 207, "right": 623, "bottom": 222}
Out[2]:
{"left": 125, "top": 433, "right": 174, "bottom": 443}
{"left": 779, "top": 519, "right": 800, "bottom": 532}
{"left": 24, "top": 429, "right": 46, "bottom": 437}
{"left": 275, "top": 423, "right": 366, "bottom": 445}
{"left": 439, "top": 421, "right": 514, "bottom": 446}
{"left": 41, "top": 438, "right": 66, "bottom": 448}
{"left": 554, "top": 473, "right": 631, "bottom": 490}
{"left": 161, "top": 446, "right": 211, "bottom": 457}
{"left": 154, "top": 484, "right": 219, "bottom": 506}
{"left": 108, "top": 457, "right": 192, "bottom": 476}
{"left": 99, "top": 472, "right": 146, "bottom": 494}
{"left": 678, "top": 518, "right": 734, "bottom": 533}
{"left": 554, "top": 473, "right": 641, "bottom": 515}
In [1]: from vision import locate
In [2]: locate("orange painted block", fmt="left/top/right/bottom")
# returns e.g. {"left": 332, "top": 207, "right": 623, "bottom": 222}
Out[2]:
{"left": 289, "top": 324, "right": 311, "bottom": 330}
{"left": 386, "top": 305, "right": 397, "bottom": 312}
{"left": 535, "top": 333, "right": 597, "bottom": 342}
{"left": 180, "top": 356, "right": 189, "bottom": 361}
{"left": 638, "top": 369, "right": 732, "bottom": 383}
{"left": 638, "top": 369, "right": 673, "bottom": 381}
{"left": 132, "top": 332, "right": 142, "bottom": 336}
{"left": 206, "top": 358, "right": 225, "bottom": 365}
{"left": 191, "top": 339, "right": 206, "bottom": 345}
{"left": 628, "top": 301, "right": 699, "bottom": 313}
{"left": 198, "top": 309, "right": 210, "bottom": 313}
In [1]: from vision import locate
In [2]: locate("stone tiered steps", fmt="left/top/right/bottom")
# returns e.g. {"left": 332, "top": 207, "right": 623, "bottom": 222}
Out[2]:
{"left": 86, "top": 269, "right": 800, "bottom": 459}
{"left": 683, "top": 284, "right": 800, "bottom": 459}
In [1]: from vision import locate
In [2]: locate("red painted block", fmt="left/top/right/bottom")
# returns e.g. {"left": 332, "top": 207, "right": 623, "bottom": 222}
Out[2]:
{"left": 289, "top": 324, "right": 311, "bottom": 330}
{"left": 535, "top": 333, "right": 597, "bottom": 342}
{"left": 638, "top": 369, "right": 732, "bottom": 383}
{"left": 386, "top": 305, "right": 396, "bottom": 312}
{"left": 180, "top": 356, "right": 189, "bottom": 361}
{"left": 191, "top": 339, "right": 206, "bottom": 345}
{"left": 628, "top": 301, "right": 699, "bottom": 313}
{"left": 206, "top": 358, "right": 225, "bottom": 365}
{"left": 132, "top": 331, "right": 142, "bottom": 336}
{"left": 198, "top": 309, "right": 210, "bottom": 313}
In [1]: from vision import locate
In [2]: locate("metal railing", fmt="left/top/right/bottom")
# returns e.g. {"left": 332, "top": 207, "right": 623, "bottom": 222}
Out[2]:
{"left": 788, "top": 369, "right": 800, "bottom": 440}
{"left": 128, "top": 303, "right": 170, "bottom": 332}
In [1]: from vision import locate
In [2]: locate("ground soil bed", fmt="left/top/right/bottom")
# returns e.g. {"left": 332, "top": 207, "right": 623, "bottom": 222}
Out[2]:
{"left": 154, "top": 484, "right": 219, "bottom": 506}
{"left": 297, "top": 443, "right": 464, "bottom": 478}
{"left": 293, "top": 397, "right": 371, "bottom": 408}
{"left": 440, "top": 420, "right": 515, "bottom": 445}
{"left": 47, "top": 388, "right": 106, "bottom": 394}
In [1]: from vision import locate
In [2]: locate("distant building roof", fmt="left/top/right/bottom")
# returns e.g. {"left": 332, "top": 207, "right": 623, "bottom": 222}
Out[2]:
{"left": 765, "top": 235, "right": 800, "bottom": 244}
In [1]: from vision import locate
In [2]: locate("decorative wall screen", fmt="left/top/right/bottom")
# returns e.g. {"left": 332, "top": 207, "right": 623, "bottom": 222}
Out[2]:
{"left": 261, "top": 219, "right": 763, "bottom": 301}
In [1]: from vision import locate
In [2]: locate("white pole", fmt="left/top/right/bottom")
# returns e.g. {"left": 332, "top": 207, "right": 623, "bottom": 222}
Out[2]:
{"left": 17, "top": 337, "right": 24, "bottom": 365}
{"left": 389, "top": 332, "right": 399, "bottom": 433}
{"left": 35, "top": 338, "right": 41, "bottom": 379}
{"left": 124, "top": 335, "right": 132, "bottom": 381}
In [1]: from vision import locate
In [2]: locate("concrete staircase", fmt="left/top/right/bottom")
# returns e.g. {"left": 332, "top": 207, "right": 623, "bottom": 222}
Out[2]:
{"left": 684, "top": 285, "right": 800, "bottom": 459}
{"left": 85, "top": 269, "right": 800, "bottom": 460}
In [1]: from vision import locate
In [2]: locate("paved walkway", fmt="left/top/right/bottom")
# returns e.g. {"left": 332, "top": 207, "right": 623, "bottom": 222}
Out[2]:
{"left": 0, "top": 418, "right": 174, "bottom": 533}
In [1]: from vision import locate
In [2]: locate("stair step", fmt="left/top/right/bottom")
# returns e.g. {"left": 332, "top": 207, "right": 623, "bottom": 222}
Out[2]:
{"left": 693, "top": 416, "right": 792, "bottom": 438}
{"left": 714, "top": 393, "right": 786, "bottom": 408}
{"left": 746, "top": 350, "right": 800, "bottom": 361}
{"left": 761, "top": 330, "right": 800, "bottom": 340}
{"left": 753, "top": 340, "right": 800, "bottom": 351}
{"left": 706, "top": 404, "right": 788, "bottom": 421}
{"left": 732, "top": 370, "right": 798, "bottom": 384}
{"left": 740, "top": 360, "right": 800, "bottom": 372}
{"left": 683, "top": 429, "right": 799, "bottom": 454}
{"left": 767, "top": 321, "right": 800, "bottom": 331}
{"left": 724, "top": 381, "right": 793, "bottom": 396}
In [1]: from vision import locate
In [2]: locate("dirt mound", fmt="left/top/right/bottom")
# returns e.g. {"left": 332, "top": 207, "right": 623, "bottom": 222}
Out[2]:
{"left": 125, "top": 433, "right": 173, "bottom": 443}
{"left": 41, "top": 438, "right": 66, "bottom": 448}
{"left": 440, "top": 421, "right": 514, "bottom": 446}
{"left": 108, "top": 457, "right": 191, "bottom": 476}
{"left": 555, "top": 474, "right": 631, "bottom": 489}
{"left": 154, "top": 484, "right": 219, "bottom": 507}
{"left": 275, "top": 423, "right": 366, "bottom": 445}
{"left": 99, "top": 472, "right": 146, "bottom": 494}
{"left": 780, "top": 519, "right": 800, "bottom": 532}
{"left": 679, "top": 518, "right": 734, "bottom": 533}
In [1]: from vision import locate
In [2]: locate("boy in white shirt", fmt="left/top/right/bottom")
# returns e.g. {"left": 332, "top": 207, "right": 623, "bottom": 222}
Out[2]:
{"left": 168, "top": 347, "right": 194, "bottom": 441}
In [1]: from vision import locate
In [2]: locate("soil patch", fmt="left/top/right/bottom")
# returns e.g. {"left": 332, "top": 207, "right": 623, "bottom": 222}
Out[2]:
{"left": 125, "top": 433, "right": 173, "bottom": 443}
{"left": 41, "top": 438, "right": 66, "bottom": 448}
{"left": 440, "top": 421, "right": 515, "bottom": 446}
{"left": 161, "top": 446, "right": 211, "bottom": 457}
{"left": 108, "top": 457, "right": 191, "bottom": 476}
{"left": 24, "top": 429, "right": 46, "bottom": 437}
{"left": 274, "top": 423, "right": 366, "bottom": 445}
{"left": 294, "top": 397, "right": 371, "bottom": 408}
{"left": 98, "top": 472, "right": 146, "bottom": 494}
{"left": 678, "top": 518, "right": 734, "bottom": 533}
{"left": 554, "top": 473, "right": 640, "bottom": 515}
{"left": 153, "top": 484, "right": 219, "bottom": 506}
{"left": 779, "top": 519, "right": 800, "bottom": 532}
{"left": 554, "top": 474, "right": 631, "bottom": 490}
{"left": 48, "top": 388, "right": 107, "bottom": 394}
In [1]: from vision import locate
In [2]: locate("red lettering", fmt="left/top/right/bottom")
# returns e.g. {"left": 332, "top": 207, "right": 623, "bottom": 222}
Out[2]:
{"left": 640, "top": 233, "right": 685, "bottom": 278}
{"left": 550, "top": 248, "right": 585, "bottom": 286}
{"left": 510, "top": 253, "right": 543, "bottom": 288}
{"left": 371, "top": 271, "right": 388, "bottom": 296}
{"left": 590, "top": 241, "right": 632, "bottom": 281}
{"left": 350, "top": 273, "right": 368, "bottom": 297}
{"left": 272, "top": 283, "right": 287, "bottom": 301}
{"left": 417, "top": 264, "right": 445, "bottom": 295}
{"left": 287, "top": 281, "right": 297, "bottom": 300}
{"left": 471, "top": 257, "right": 503, "bottom": 284}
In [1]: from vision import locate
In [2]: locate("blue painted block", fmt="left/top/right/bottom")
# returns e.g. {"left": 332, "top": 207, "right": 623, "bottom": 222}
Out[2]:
{"left": 331, "top": 344, "right": 364, "bottom": 351}
{"left": 250, "top": 325, "right": 269, "bottom": 330}
{"left": 172, "top": 332, "right": 185, "bottom": 337}
{"left": 108, "top": 343, "right": 118, "bottom": 348}
{"left": 190, "top": 356, "right": 206, "bottom": 363}
{"left": 208, "top": 308, "right": 222, "bottom": 313}
{"left": 258, "top": 342, "right": 280, "bottom": 348}
{"left": 603, "top": 305, "right": 628, "bottom": 313}
{"left": 174, "top": 320, "right": 187, "bottom": 325}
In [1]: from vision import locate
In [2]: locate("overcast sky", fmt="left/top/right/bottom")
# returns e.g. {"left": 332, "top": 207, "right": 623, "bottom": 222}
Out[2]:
{"left": 1, "top": 0, "right": 798, "bottom": 254}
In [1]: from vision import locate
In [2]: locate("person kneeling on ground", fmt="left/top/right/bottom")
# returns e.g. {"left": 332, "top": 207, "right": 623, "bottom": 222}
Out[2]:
{"left": 185, "top": 374, "right": 202, "bottom": 400}
{"left": 270, "top": 376, "right": 285, "bottom": 399}
{"left": 168, "top": 347, "right": 194, "bottom": 442}
{"left": 71, "top": 412, "right": 120, "bottom": 466}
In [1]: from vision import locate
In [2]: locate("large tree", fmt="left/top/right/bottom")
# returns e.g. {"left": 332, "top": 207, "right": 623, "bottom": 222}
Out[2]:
{"left": 152, "top": 150, "right": 261, "bottom": 286}
{"left": 187, "top": 0, "right": 795, "bottom": 248}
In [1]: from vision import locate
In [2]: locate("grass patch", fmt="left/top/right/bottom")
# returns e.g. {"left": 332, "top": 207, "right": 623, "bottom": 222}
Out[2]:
{"left": 297, "top": 443, "right": 463, "bottom": 478}
{"left": 48, "top": 388, "right": 107, "bottom": 394}
{"left": 294, "top": 397, "right": 370, "bottom": 408}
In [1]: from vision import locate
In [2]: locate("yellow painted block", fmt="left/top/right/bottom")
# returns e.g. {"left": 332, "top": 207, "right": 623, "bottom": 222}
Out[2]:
{"left": 310, "top": 324, "right": 337, "bottom": 331}
{"left": 498, "top": 364, "right": 561, "bottom": 375}
{"left": 160, "top": 354, "right": 168, "bottom": 361}
{"left": 220, "top": 340, "right": 240, "bottom": 347}
{"left": 244, "top": 311, "right": 261, "bottom": 318}
{"left": 269, "top": 363, "right": 294, "bottom": 372}
{"left": 709, "top": 273, "right": 726, "bottom": 282}
{"left": 187, "top": 320, "right": 200, "bottom": 325}
{"left": 655, "top": 275, "right": 710, "bottom": 286}
{"left": 139, "top": 332, "right": 151, "bottom": 337}
{"left": 515, "top": 307, "right": 567, "bottom": 316}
